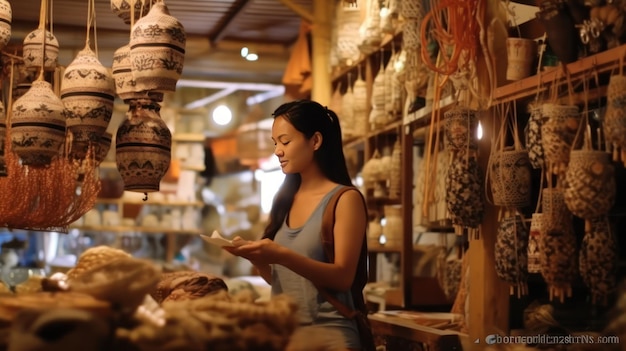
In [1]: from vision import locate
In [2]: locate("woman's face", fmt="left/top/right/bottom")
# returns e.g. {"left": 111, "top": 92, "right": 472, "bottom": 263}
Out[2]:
{"left": 271, "top": 116, "right": 318, "bottom": 174}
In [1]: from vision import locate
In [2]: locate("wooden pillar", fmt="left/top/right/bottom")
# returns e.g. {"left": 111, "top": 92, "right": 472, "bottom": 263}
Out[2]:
{"left": 310, "top": 0, "right": 334, "bottom": 105}
{"left": 467, "top": 109, "right": 509, "bottom": 349}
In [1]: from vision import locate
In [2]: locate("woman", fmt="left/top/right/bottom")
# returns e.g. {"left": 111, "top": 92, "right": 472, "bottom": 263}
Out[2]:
{"left": 224, "top": 100, "right": 368, "bottom": 350}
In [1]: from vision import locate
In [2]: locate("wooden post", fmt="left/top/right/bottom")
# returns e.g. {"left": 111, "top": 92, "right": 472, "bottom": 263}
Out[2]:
{"left": 310, "top": 0, "right": 334, "bottom": 105}
{"left": 467, "top": 108, "right": 509, "bottom": 349}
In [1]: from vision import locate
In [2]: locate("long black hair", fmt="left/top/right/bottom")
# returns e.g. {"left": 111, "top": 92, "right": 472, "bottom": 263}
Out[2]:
{"left": 263, "top": 100, "right": 353, "bottom": 240}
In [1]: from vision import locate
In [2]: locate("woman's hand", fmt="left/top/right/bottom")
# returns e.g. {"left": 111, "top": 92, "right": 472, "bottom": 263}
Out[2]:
{"left": 223, "top": 238, "right": 283, "bottom": 266}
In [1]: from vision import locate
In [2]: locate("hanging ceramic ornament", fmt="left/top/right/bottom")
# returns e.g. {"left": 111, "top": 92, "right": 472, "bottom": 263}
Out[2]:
{"left": 61, "top": 47, "right": 115, "bottom": 146}
{"left": 116, "top": 98, "right": 171, "bottom": 193}
{"left": 111, "top": 0, "right": 156, "bottom": 25}
{"left": 10, "top": 79, "right": 67, "bottom": 166}
{"left": 129, "top": 1, "right": 186, "bottom": 93}
{"left": 22, "top": 0, "right": 59, "bottom": 71}
{"left": 0, "top": 0, "right": 12, "bottom": 51}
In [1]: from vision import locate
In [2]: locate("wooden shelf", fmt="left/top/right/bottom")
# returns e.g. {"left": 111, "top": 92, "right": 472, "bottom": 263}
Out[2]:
{"left": 70, "top": 225, "right": 201, "bottom": 235}
{"left": 493, "top": 43, "right": 626, "bottom": 104}
{"left": 172, "top": 133, "right": 205, "bottom": 142}
{"left": 369, "top": 244, "right": 403, "bottom": 253}
{"left": 95, "top": 199, "right": 203, "bottom": 207}
{"left": 403, "top": 95, "right": 456, "bottom": 129}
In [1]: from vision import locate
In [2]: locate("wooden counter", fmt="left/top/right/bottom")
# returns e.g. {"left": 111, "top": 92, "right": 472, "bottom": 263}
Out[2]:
{"left": 369, "top": 312, "right": 466, "bottom": 351}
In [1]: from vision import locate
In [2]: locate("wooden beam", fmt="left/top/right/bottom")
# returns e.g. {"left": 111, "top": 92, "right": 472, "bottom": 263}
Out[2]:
{"left": 278, "top": 0, "right": 314, "bottom": 22}
{"left": 211, "top": 0, "right": 253, "bottom": 42}
{"left": 310, "top": 0, "right": 334, "bottom": 104}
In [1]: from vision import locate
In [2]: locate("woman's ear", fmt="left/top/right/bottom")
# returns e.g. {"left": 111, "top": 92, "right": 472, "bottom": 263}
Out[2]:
{"left": 312, "top": 132, "right": 323, "bottom": 151}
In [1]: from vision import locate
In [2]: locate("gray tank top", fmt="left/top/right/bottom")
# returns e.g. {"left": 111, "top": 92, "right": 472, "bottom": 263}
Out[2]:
{"left": 271, "top": 185, "right": 361, "bottom": 349}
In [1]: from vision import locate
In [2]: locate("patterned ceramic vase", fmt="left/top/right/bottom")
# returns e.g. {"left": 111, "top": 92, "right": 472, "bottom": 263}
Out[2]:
{"left": 0, "top": 100, "right": 6, "bottom": 176}
{"left": 541, "top": 103, "right": 581, "bottom": 175}
{"left": 110, "top": 0, "right": 156, "bottom": 25}
{"left": 446, "top": 156, "right": 484, "bottom": 236}
{"left": 603, "top": 75, "right": 626, "bottom": 165}
{"left": 524, "top": 102, "right": 545, "bottom": 169}
{"left": 579, "top": 217, "right": 618, "bottom": 305}
{"left": 22, "top": 28, "right": 59, "bottom": 71}
{"left": 10, "top": 80, "right": 67, "bottom": 166}
{"left": 0, "top": 0, "right": 11, "bottom": 51}
{"left": 563, "top": 149, "right": 615, "bottom": 221}
{"left": 116, "top": 98, "right": 171, "bottom": 192}
{"left": 494, "top": 213, "right": 529, "bottom": 296}
{"left": 444, "top": 107, "right": 479, "bottom": 153}
{"left": 527, "top": 213, "right": 543, "bottom": 273}
{"left": 129, "top": 1, "right": 186, "bottom": 93}
{"left": 61, "top": 46, "right": 115, "bottom": 143}
{"left": 490, "top": 148, "right": 532, "bottom": 208}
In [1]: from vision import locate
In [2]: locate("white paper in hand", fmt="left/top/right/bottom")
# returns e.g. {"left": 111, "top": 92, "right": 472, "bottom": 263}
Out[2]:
{"left": 200, "top": 230, "right": 235, "bottom": 247}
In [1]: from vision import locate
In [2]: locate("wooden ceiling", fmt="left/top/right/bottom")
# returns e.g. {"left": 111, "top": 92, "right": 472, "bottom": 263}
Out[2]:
{"left": 7, "top": 0, "right": 311, "bottom": 85}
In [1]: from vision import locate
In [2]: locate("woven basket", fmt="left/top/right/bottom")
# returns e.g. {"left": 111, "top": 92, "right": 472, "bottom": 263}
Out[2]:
{"left": 527, "top": 213, "right": 543, "bottom": 274}
{"left": 603, "top": 74, "right": 626, "bottom": 165}
{"left": 490, "top": 148, "right": 532, "bottom": 208}
{"left": 352, "top": 75, "right": 369, "bottom": 137}
{"left": 524, "top": 102, "right": 545, "bottom": 169}
{"left": 495, "top": 213, "right": 529, "bottom": 297}
{"left": 563, "top": 149, "right": 615, "bottom": 221}
{"left": 341, "top": 85, "right": 355, "bottom": 138}
{"left": 359, "top": 0, "right": 382, "bottom": 54}
{"left": 446, "top": 155, "right": 484, "bottom": 234}
{"left": 336, "top": 4, "right": 361, "bottom": 65}
{"left": 388, "top": 140, "right": 402, "bottom": 200}
{"left": 579, "top": 217, "right": 618, "bottom": 305}
{"left": 541, "top": 103, "right": 581, "bottom": 175}
{"left": 400, "top": 0, "right": 423, "bottom": 19}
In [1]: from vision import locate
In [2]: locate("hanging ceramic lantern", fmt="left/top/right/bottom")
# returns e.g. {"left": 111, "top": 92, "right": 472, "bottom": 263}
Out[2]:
{"left": 112, "top": 44, "right": 137, "bottom": 101}
{"left": 10, "top": 80, "right": 67, "bottom": 166}
{"left": 129, "top": 1, "right": 186, "bottom": 93}
{"left": 116, "top": 98, "right": 171, "bottom": 193}
{"left": 61, "top": 46, "right": 115, "bottom": 146}
{"left": 22, "top": 28, "right": 59, "bottom": 71}
{"left": 0, "top": 0, "right": 12, "bottom": 51}
{"left": 95, "top": 132, "right": 112, "bottom": 165}
{"left": 0, "top": 100, "right": 6, "bottom": 176}
{"left": 111, "top": 0, "right": 156, "bottom": 25}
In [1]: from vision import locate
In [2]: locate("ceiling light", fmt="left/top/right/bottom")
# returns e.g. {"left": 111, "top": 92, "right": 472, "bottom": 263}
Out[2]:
{"left": 212, "top": 105, "right": 232, "bottom": 126}
{"left": 245, "top": 53, "right": 258, "bottom": 61}
{"left": 241, "top": 47, "right": 249, "bottom": 58}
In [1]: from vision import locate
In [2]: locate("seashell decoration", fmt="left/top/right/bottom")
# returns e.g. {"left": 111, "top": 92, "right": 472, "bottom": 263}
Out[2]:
{"left": 579, "top": 217, "right": 618, "bottom": 306}
{"left": 22, "top": 28, "right": 59, "bottom": 72}
{"left": 0, "top": 0, "right": 12, "bottom": 51}
{"left": 110, "top": 0, "right": 157, "bottom": 25}
{"left": 129, "top": 1, "right": 186, "bottom": 93}
{"left": 494, "top": 213, "right": 529, "bottom": 297}
{"left": 116, "top": 98, "right": 171, "bottom": 193}
{"left": 61, "top": 46, "right": 116, "bottom": 145}
{"left": 10, "top": 80, "right": 67, "bottom": 167}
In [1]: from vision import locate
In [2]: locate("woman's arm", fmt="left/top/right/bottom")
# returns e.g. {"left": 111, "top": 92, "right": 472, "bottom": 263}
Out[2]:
{"left": 251, "top": 261, "right": 272, "bottom": 284}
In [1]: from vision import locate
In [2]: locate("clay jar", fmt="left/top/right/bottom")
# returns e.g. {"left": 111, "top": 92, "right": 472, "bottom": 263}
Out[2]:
{"left": 564, "top": 149, "right": 615, "bottom": 220}
{"left": 10, "top": 80, "right": 66, "bottom": 166}
{"left": 61, "top": 46, "right": 115, "bottom": 144}
{"left": 115, "top": 99, "right": 171, "bottom": 192}
{"left": 129, "top": 1, "right": 186, "bottom": 93}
